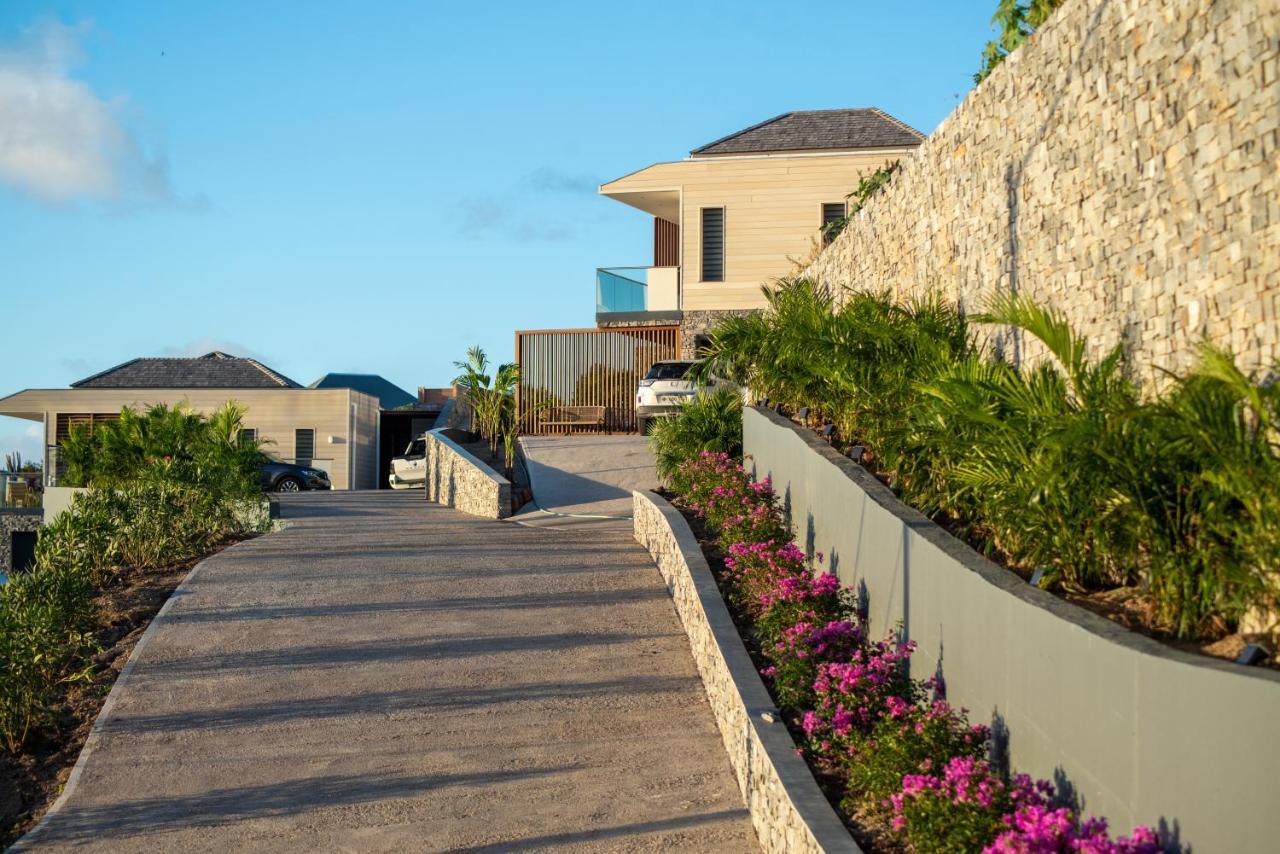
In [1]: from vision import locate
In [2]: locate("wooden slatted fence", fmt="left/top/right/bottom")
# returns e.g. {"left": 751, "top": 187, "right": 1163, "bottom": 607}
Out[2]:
{"left": 515, "top": 326, "right": 680, "bottom": 435}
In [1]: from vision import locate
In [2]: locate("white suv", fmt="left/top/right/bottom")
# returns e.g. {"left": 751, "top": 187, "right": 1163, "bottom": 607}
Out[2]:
{"left": 388, "top": 436, "right": 427, "bottom": 489}
{"left": 636, "top": 360, "right": 704, "bottom": 434}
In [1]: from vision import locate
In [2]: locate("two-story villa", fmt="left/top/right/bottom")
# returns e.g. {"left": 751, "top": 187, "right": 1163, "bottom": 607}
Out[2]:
{"left": 596, "top": 108, "right": 923, "bottom": 355}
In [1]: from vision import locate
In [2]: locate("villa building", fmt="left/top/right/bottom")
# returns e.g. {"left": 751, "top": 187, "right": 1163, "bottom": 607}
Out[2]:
{"left": 0, "top": 352, "right": 383, "bottom": 490}
{"left": 596, "top": 108, "right": 923, "bottom": 354}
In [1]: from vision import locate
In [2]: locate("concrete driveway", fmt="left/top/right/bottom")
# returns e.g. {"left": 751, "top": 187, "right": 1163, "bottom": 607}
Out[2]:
{"left": 16, "top": 492, "right": 754, "bottom": 852}
{"left": 512, "top": 436, "right": 658, "bottom": 529}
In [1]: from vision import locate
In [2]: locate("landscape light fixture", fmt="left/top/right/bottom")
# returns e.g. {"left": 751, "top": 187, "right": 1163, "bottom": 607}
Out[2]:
{"left": 759, "top": 397, "right": 770, "bottom": 407}
{"left": 1029, "top": 567, "right": 1046, "bottom": 586}
{"left": 849, "top": 445, "right": 865, "bottom": 463}
{"left": 797, "top": 407, "right": 810, "bottom": 421}
{"left": 773, "top": 402, "right": 785, "bottom": 414}
{"left": 1237, "top": 644, "right": 1270, "bottom": 666}
{"left": 822, "top": 424, "right": 836, "bottom": 439}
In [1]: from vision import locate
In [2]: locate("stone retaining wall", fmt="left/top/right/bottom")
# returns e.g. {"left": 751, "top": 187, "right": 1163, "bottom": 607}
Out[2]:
{"left": 633, "top": 490, "right": 858, "bottom": 854}
{"left": 804, "top": 0, "right": 1278, "bottom": 389}
{"left": 0, "top": 509, "right": 42, "bottom": 573}
{"left": 424, "top": 429, "right": 511, "bottom": 520}
{"left": 744, "top": 405, "right": 1280, "bottom": 853}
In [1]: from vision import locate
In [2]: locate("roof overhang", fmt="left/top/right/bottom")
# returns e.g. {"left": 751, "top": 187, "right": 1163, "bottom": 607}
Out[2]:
{"left": 0, "top": 390, "right": 49, "bottom": 422}
{"left": 599, "top": 164, "right": 681, "bottom": 221}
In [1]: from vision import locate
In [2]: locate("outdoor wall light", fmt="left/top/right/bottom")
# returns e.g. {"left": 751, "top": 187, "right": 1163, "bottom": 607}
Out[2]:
{"left": 849, "top": 445, "right": 865, "bottom": 462}
{"left": 1237, "top": 644, "right": 1270, "bottom": 666}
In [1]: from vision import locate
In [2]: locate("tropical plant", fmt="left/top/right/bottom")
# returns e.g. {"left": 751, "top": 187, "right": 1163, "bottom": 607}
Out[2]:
{"left": 648, "top": 386, "right": 743, "bottom": 480}
{"left": 60, "top": 401, "right": 263, "bottom": 497}
{"left": 695, "top": 279, "right": 1280, "bottom": 638}
{"left": 975, "top": 0, "right": 1065, "bottom": 83}
{"left": 452, "top": 346, "right": 520, "bottom": 457}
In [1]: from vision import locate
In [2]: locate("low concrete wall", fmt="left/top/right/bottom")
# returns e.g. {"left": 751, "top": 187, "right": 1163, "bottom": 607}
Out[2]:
{"left": 43, "top": 486, "right": 88, "bottom": 525}
{"left": 744, "top": 406, "right": 1280, "bottom": 852}
{"left": 424, "top": 428, "right": 511, "bottom": 520}
{"left": 633, "top": 490, "right": 858, "bottom": 854}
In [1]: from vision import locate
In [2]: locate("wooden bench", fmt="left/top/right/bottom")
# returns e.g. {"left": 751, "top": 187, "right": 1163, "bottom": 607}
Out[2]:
{"left": 539, "top": 405, "right": 606, "bottom": 433}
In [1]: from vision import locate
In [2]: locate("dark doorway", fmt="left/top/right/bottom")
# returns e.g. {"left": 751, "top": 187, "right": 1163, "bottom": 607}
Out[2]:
{"left": 378, "top": 411, "right": 439, "bottom": 488}
{"left": 12, "top": 530, "right": 37, "bottom": 573}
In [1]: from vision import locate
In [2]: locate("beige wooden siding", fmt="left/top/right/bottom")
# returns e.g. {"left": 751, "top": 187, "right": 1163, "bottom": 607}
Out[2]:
{"left": 351, "top": 390, "right": 380, "bottom": 490}
{"left": 0, "top": 387, "right": 376, "bottom": 490}
{"left": 601, "top": 150, "right": 916, "bottom": 311}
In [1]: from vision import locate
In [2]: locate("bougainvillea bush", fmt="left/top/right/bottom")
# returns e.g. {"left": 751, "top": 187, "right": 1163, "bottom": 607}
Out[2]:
{"left": 671, "top": 450, "right": 1159, "bottom": 853}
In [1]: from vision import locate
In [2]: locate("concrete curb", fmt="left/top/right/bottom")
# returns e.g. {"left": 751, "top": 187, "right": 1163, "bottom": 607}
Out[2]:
{"left": 10, "top": 531, "right": 278, "bottom": 851}
{"left": 632, "top": 490, "right": 859, "bottom": 854}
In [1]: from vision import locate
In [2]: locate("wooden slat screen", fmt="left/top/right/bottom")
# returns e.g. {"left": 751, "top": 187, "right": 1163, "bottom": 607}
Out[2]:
{"left": 654, "top": 217, "right": 679, "bottom": 267}
{"left": 516, "top": 326, "right": 681, "bottom": 435}
{"left": 54, "top": 412, "right": 119, "bottom": 444}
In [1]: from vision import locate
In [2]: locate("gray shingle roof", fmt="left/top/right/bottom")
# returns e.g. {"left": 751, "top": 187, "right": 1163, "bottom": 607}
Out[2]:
{"left": 71, "top": 351, "right": 302, "bottom": 389}
{"left": 690, "top": 108, "right": 924, "bottom": 156}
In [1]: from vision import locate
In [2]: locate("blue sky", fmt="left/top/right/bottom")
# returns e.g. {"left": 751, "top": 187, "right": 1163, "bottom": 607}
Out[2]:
{"left": 1, "top": 1, "right": 994, "bottom": 459}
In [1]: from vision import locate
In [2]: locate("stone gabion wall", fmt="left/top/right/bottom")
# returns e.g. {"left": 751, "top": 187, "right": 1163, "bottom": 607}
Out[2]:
{"left": 424, "top": 430, "right": 511, "bottom": 520}
{"left": 679, "top": 309, "right": 759, "bottom": 359}
{"left": 0, "top": 510, "right": 42, "bottom": 573}
{"left": 633, "top": 490, "right": 858, "bottom": 854}
{"left": 805, "top": 0, "right": 1278, "bottom": 389}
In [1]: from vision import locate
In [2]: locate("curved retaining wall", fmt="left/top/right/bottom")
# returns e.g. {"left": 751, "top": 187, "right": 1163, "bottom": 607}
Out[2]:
{"left": 424, "top": 429, "right": 511, "bottom": 520}
{"left": 744, "top": 405, "right": 1280, "bottom": 852}
{"left": 633, "top": 490, "right": 858, "bottom": 854}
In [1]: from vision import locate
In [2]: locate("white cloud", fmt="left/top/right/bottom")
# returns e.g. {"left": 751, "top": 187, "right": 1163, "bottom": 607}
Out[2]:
{"left": 0, "top": 20, "right": 203, "bottom": 208}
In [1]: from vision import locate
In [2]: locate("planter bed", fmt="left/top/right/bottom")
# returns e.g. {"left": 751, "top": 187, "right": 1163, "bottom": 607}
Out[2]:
{"left": 0, "top": 534, "right": 257, "bottom": 848}
{"left": 644, "top": 450, "right": 1166, "bottom": 854}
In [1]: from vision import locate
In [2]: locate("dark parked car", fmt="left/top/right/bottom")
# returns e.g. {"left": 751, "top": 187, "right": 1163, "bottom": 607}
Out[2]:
{"left": 258, "top": 457, "right": 331, "bottom": 492}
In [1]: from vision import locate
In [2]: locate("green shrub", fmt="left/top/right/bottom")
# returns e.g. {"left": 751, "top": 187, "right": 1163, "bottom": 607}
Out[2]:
{"left": 0, "top": 564, "right": 97, "bottom": 751}
{"left": 61, "top": 401, "right": 263, "bottom": 498}
{"left": 697, "top": 279, "right": 1280, "bottom": 638}
{"left": 649, "top": 386, "right": 744, "bottom": 480}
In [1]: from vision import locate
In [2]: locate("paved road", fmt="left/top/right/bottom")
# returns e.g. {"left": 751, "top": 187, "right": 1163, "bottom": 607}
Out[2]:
{"left": 511, "top": 436, "right": 658, "bottom": 530}
{"left": 19, "top": 492, "right": 754, "bottom": 852}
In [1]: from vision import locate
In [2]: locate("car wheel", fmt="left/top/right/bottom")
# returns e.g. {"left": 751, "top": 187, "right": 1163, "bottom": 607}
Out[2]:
{"left": 276, "top": 476, "right": 302, "bottom": 493}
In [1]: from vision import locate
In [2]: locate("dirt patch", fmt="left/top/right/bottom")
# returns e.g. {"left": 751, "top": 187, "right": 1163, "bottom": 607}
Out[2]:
{"left": 0, "top": 539, "right": 249, "bottom": 849}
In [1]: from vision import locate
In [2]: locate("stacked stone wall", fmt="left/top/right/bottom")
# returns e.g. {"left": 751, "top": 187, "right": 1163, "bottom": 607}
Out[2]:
{"left": 804, "top": 0, "right": 1278, "bottom": 387}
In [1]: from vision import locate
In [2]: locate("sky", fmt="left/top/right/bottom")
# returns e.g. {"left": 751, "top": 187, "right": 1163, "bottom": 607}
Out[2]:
{"left": 0, "top": 0, "right": 996, "bottom": 461}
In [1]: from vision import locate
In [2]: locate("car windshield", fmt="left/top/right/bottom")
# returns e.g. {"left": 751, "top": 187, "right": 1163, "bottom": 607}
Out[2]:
{"left": 406, "top": 439, "right": 426, "bottom": 456}
{"left": 645, "top": 362, "right": 694, "bottom": 381}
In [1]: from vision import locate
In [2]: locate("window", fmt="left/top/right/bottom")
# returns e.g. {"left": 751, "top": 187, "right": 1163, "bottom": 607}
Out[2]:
{"left": 295, "top": 428, "right": 315, "bottom": 465}
{"left": 701, "top": 207, "right": 724, "bottom": 282}
{"left": 822, "top": 202, "right": 847, "bottom": 245}
{"left": 238, "top": 428, "right": 258, "bottom": 445}
{"left": 643, "top": 361, "right": 695, "bottom": 381}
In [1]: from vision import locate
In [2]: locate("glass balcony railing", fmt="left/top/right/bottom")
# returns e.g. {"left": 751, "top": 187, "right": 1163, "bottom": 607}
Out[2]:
{"left": 596, "top": 267, "right": 648, "bottom": 313}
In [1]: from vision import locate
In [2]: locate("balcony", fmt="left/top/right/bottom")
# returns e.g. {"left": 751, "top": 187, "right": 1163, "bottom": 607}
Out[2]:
{"left": 595, "top": 267, "right": 680, "bottom": 322}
